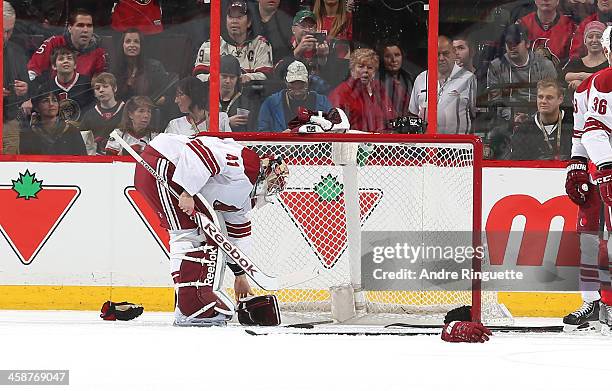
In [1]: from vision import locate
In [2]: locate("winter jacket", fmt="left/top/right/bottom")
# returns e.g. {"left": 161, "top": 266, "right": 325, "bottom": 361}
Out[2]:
{"left": 487, "top": 52, "right": 557, "bottom": 119}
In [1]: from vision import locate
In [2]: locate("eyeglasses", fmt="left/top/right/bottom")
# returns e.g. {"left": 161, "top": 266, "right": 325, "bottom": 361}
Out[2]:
{"left": 175, "top": 91, "right": 186, "bottom": 98}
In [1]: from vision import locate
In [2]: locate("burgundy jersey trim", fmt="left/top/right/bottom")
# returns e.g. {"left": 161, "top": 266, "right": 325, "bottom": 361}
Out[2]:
{"left": 187, "top": 139, "right": 220, "bottom": 175}
{"left": 584, "top": 118, "right": 612, "bottom": 134}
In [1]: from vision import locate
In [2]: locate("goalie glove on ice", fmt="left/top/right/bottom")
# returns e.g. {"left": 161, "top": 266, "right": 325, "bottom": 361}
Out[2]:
{"left": 100, "top": 301, "right": 144, "bottom": 321}
{"left": 441, "top": 321, "right": 492, "bottom": 343}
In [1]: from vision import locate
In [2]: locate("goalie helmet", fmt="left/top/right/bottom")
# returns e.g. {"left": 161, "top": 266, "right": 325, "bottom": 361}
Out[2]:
{"left": 237, "top": 295, "right": 281, "bottom": 326}
{"left": 252, "top": 155, "right": 289, "bottom": 198}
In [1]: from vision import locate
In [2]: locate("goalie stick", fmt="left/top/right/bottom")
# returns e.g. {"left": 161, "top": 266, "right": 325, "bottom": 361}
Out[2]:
{"left": 109, "top": 130, "right": 320, "bottom": 291}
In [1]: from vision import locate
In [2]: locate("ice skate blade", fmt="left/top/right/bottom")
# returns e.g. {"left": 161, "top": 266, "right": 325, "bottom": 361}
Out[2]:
{"left": 173, "top": 310, "right": 230, "bottom": 327}
{"left": 563, "top": 321, "right": 601, "bottom": 333}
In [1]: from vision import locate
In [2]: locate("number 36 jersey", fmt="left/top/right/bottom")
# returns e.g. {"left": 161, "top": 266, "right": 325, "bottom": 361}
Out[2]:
{"left": 149, "top": 133, "right": 261, "bottom": 213}
{"left": 582, "top": 67, "right": 612, "bottom": 166}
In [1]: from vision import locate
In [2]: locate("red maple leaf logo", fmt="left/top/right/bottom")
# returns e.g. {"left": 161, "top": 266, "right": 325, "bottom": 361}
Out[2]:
{"left": 0, "top": 170, "right": 80, "bottom": 265}
{"left": 280, "top": 174, "right": 382, "bottom": 269}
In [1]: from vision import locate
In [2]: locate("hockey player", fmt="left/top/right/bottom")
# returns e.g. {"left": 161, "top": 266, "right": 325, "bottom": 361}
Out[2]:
{"left": 134, "top": 132, "right": 288, "bottom": 326}
{"left": 565, "top": 26, "right": 612, "bottom": 334}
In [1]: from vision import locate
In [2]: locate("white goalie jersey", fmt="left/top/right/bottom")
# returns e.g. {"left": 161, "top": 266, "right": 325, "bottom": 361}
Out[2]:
{"left": 149, "top": 133, "right": 261, "bottom": 246}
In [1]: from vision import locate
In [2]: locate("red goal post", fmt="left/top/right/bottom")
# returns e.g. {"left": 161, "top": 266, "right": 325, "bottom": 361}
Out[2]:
{"left": 213, "top": 132, "right": 507, "bottom": 325}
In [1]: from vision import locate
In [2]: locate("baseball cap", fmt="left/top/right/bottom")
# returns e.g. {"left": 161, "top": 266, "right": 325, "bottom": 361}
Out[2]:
{"left": 220, "top": 55, "right": 241, "bottom": 76}
{"left": 504, "top": 24, "right": 528, "bottom": 44}
{"left": 293, "top": 10, "right": 316, "bottom": 26}
{"left": 228, "top": 0, "right": 248, "bottom": 17}
{"left": 286, "top": 61, "right": 309, "bottom": 83}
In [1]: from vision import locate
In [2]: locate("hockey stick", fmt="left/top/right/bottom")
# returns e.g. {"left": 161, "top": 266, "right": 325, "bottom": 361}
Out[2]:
{"left": 384, "top": 323, "right": 564, "bottom": 333}
{"left": 109, "top": 131, "right": 320, "bottom": 291}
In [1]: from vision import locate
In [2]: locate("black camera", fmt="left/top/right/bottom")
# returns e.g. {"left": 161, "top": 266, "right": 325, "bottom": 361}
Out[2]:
{"left": 311, "top": 32, "right": 327, "bottom": 44}
{"left": 388, "top": 115, "right": 425, "bottom": 134}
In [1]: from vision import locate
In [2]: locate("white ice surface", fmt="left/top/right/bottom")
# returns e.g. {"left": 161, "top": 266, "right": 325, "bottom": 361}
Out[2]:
{"left": 1, "top": 310, "right": 611, "bottom": 391}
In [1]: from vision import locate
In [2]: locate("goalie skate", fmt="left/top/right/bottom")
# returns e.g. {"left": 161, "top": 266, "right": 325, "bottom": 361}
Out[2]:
{"left": 563, "top": 300, "right": 601, "bottom": 332}
{"left": 173, "top": 307, "right": 232, "bottom": 327}
{"left": 601, "top": 303, "right": 612, "bottom": 336}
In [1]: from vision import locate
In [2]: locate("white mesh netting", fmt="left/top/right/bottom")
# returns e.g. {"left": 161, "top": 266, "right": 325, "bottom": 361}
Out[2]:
{"left": 222, "top": 136, "right": 511, "bottom": 325}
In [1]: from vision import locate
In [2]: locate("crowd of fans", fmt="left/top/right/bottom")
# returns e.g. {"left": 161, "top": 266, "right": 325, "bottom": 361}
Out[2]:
{"left": 1, "top": 0, "right": 609, "bottom": 160}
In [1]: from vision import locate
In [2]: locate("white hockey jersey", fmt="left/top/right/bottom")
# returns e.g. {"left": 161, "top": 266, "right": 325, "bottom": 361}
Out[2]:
{"left": 164, "top": 114, "right": 232, "bottom": 136}
{"left": 571, "top": 73, "right": 594, "bottom": 159}
{"left": 105, "top": 129, "right": 159, "bottom": 155}
{"left": 193, "top": 36, "right": 273, "bottom": 82}
{"left": 582, "top": 67, "right": 612, "bottom": 166}
{"left": 149, "top": 133, "right": 261, "bottom": 243}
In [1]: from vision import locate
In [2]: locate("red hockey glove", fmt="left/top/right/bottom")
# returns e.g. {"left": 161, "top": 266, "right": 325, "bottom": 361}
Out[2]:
{"left": 593, "top": 168, "right": 612, "bottom": 205}
{"left": 441, "top": 321, "right": 492, "bottom": 343}
{"left": 100, "top": 301, "right": 144, "bottom": 321}
{"left": 565, "top": 159, "right": 591, "bottom": 205}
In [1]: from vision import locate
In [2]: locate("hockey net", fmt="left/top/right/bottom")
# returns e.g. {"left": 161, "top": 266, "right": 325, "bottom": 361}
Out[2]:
{"left": 221, "top": 133, "right": 511, "bottom": 325}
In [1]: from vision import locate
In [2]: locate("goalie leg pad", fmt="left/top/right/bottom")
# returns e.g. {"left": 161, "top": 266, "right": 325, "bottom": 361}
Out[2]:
{"left": 237, "top": 295, "right": 281, "bottom": 326}
{"left": 170, "top": 230, "right": 234, "bottom": 321}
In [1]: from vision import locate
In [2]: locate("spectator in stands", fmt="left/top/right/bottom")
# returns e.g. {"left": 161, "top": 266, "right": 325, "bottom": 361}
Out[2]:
{"left": 570, "top": 0, "right": 612, "bottom": 59}
{"left": 561, "top": 0, "right": 597, "bottom": 23}
{"left": 3, "top": 1, "right": 29, "bottom": 154}
{"left": 27, "top": 8, "right": 107, "bottom": 81}
{"left": 250, "top": 0, "right": 293, "bottom": 64}
{"left": 38, "top": 46, "right": 96, "bottom": 121}
{"left": 6, "top": 0, "right": 64, "bottom": 38}
{"left": 20, "top": 85, "right": 86, "bottom": 155}
{"left": 518, "top": 0, "right": 576, "bottom": 67}
{"left": 165, "top": 76, "right": 231, "bottom": 134}
{"left": 79, "top": 72, "right": 126, "bottom": 155}
{"left": 219, "top": 55, "right": 257, "bottom": 132}
{"left": 111, "top": 0, "right": 163, "bottom": 35}
{"left": 509, "top": 79, "right": 571, "bottom": 159}
{"left": 105, "top": 96, "right": 159, "bottom": 155}
{"left": 258, "top": 60, "right": 332, "bottom": 132}
{"left": 410, "top": 36, "right": 476, "bottom": 134}
{"left": 487, "top": 24, "right": 557, "bottom": 122}
{"left": 564, "top": 20, "right": 607, "bottom": 90}
{"left": 329, "top": 48, "right": 394, "bottom": 133}
{"left": 110, "top": 28, "right": 173, "bottom": 105}
{"left": 378, "top": 41, "right": 413, "bottom": 117}
{"left": 453, "top": 35, "right": 476, "bottom": 73}
{"left": 312, "top": 0, "right": 352, "bottom": 59}
{"left": 193, "top": 0, "right": 273, "bottom": 83}
{"left": 275, "top": 10, "right": 333, "bottom": 93}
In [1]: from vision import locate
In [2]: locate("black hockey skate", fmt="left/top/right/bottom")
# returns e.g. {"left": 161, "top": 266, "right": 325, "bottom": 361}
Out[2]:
{"left": 563, "top": 300, "right": 600, "bottom": 332}
{"left": 601, "top": 303, "right": 612, "bottom": 336}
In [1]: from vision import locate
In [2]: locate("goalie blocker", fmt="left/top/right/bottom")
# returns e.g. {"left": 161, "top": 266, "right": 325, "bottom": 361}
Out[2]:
{"left": 237, "top": 295, "right": 281, "bottom": 326}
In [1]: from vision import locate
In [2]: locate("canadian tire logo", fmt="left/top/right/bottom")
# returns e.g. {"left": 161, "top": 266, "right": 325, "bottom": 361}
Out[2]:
{"left": 124, "top": 187, "right": 169, "bottom": 257}
{"left": 0, "top": 170, "right": 80, "bottom": 265}
{"left": 280, "top": 174, "right": 382, "bottom": 269}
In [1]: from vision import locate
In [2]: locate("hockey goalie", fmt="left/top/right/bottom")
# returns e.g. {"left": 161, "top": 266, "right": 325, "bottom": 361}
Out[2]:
{"left": 133, "top": 133, "right": 287, "bottom": 326}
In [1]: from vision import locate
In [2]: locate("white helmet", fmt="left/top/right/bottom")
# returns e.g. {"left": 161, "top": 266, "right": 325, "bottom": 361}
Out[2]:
{"left": 601, "top": 25, "right": 612, "bottom": 53}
